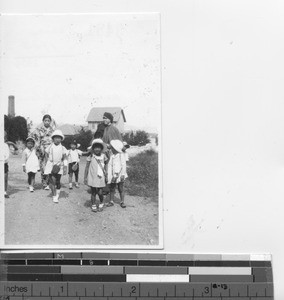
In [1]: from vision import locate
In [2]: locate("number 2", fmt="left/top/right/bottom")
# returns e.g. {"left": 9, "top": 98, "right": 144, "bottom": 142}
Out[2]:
{"left": 131, "top": 286, "right": 136, "bottom": 294}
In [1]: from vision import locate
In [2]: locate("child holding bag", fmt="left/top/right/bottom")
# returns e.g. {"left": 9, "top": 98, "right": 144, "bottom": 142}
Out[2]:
{"left": 22, "top": 137, "right": 40, "bottom": 192}
{"left": 44, "top": 130, "right": 68, "bottom": 203}
{"left": 84, "top": 139, "right": 108, "bottom": 212}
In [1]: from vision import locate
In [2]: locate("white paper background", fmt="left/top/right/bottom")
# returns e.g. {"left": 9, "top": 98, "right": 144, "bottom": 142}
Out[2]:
{"left": 1, "top": 0, "right": 284, "bottom": 298}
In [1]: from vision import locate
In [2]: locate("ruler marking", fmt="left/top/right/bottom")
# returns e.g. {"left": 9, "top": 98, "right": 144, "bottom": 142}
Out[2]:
{"left": 1, "top": 253, "right": 274, "bottom": 300}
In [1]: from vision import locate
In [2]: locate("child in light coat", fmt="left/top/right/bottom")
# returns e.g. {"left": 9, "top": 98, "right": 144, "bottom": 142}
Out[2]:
{"left": 84, "top": 139, "right": 108, "bottom": 212}
{"left": 22, "top": 137, "right": 40, "bottom": 192}
{"left": 67, "top": 140, "right": 83, "bottom": 189}
{"left": 44, "top": 130, "right": 68, "bottom": 203}
{"left": 107, "top": 139, "right": 128, "bottom": 208}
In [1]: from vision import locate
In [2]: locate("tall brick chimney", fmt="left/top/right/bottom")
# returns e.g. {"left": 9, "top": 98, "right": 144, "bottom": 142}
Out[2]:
{"left": 8, "top": 95, "right": 15, "bottom": 117}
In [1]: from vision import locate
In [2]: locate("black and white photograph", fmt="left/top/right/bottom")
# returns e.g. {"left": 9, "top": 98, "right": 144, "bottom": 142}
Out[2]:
{"left": 1, "top": 13, "right": 162, "bottom": 247}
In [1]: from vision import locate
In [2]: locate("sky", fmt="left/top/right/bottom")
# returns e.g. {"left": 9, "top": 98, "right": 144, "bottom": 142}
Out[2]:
{"left": 0, "top": 13, "right": 161, "bottom": 132}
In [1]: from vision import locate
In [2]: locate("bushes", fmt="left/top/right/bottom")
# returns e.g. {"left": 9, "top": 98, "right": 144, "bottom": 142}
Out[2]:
{"left": 62, "top": 129, "right": 93, "bottom": 151}
{"left": 125, "top": 149, "right": 159, "bottom": 200}
{"left": 123, "top": 130, "right": 150, "bottom": 146}
{"left": 4, "top": 115, "right": 28, "bottom": 142}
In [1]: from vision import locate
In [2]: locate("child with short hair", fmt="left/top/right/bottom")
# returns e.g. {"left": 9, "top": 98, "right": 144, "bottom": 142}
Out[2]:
{"left": 22, "top": 137, "right": 40, "bottom": 192}
{"left": 44, "top": 130, "right": 68, "bottom": 203}
{"left": 67, "top": 140, "right": 83, "bottom": 189}
{"left": 84, "top": 139, "right": 108, "bottom": 212}
{"left": 107, "top": 139, "right": 128, "bottom": 208}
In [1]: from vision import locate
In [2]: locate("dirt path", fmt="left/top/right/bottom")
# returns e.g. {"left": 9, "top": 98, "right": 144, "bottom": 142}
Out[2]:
{"left": 5, "top": 156, "right": 159, "bottom": 246}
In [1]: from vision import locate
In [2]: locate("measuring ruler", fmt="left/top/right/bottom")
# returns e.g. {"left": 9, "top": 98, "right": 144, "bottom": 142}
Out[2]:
{"left": 0, "top": 252, "right": 273, "bottom": 300}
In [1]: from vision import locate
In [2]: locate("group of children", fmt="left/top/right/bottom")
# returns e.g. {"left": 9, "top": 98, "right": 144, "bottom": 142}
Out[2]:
{"left": 14, "top": 129, "right": 128, "bottom": 210}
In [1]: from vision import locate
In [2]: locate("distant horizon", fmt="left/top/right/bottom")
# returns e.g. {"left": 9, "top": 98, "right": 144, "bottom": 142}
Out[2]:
{"left": 28, "top": 120, "right": 158, "bottom": 134}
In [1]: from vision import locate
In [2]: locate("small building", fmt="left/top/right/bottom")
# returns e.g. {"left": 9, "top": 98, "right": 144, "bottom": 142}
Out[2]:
{"left": 58, "top": 124, "right": 81, "bottom": 137}
{"left": 86, "top": 107, "right": 126, "bottom": 133}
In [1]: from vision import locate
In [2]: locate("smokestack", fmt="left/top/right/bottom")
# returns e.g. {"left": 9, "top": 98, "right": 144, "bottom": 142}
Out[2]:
{"left": 8, "top": 96, "right": 15, "bottom": 117}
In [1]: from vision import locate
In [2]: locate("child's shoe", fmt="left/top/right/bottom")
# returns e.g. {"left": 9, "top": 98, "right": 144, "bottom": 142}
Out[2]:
{"left": 44, "top": 185, "right": 50, "bottom": 190}
{"left": 120, "top": 202, "right": 126, "bottom": 208}
{"left": 75, "top": 182, "right": 79, "bottom": 188}
{"left": 106, "top": 201, "right": 114, "bottom": 207}
{"left": 4, "top": 192, "right": 9, "bottom": 198}
{"left": 53, "top": 189, "right": 60, "bottom": 203}
{"left": 29, "top": 186, "right": 34, "bottom": 192}
{"left": 98, "top": 203, "right": 104, "bottom": 212}
{"left": 91, "top": 205, "right": 98, "bottom": 212}
{"left": 69, "top": 183, "right": 73, "bottom": 190}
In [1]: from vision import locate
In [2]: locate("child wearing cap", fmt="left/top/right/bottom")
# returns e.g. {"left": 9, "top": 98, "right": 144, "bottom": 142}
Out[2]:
{"left": 22, "top": 137, "right": 40, "bottom": 192}
{"left": 67, "top": 140, "right": 83, "bottom": 189}
{"left": 44, "top": 130, "right": 68, "bottom": 203}
{"left": 107, "top": 139, "right": 128, "bottom": 208}
{"left": 84, "top": 139, "right": 108, "bottom": 212}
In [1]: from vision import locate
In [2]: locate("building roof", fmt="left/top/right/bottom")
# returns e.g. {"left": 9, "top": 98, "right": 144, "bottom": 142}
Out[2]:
{"left": 87, "top": 107, "right": 126, "bottom": 123}
{"left": 58, "top": 124, "right": 81, "bottom": 136}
